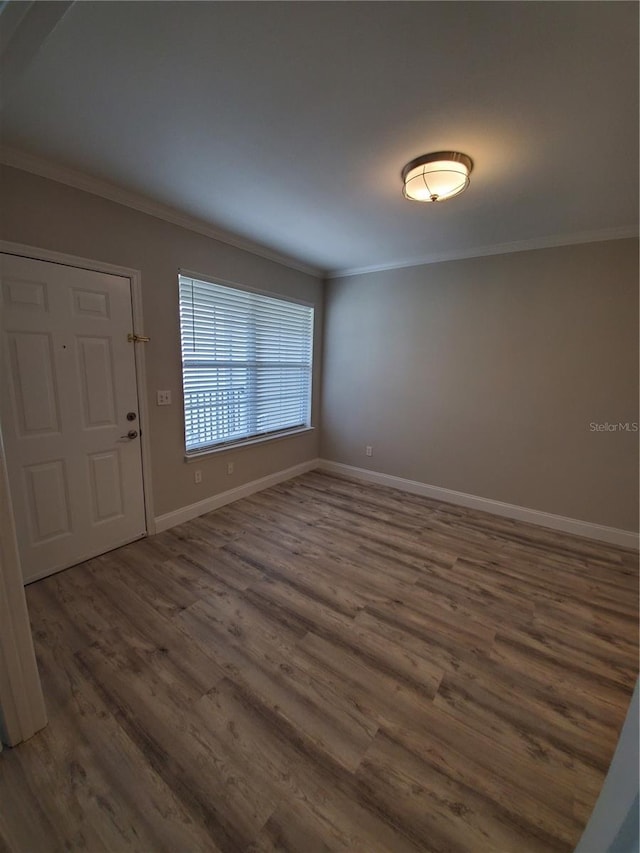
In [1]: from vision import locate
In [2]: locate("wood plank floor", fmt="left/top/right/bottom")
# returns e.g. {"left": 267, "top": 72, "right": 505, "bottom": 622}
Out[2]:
{"left": 1, "top": 471, "right": 638, "bottom": 852}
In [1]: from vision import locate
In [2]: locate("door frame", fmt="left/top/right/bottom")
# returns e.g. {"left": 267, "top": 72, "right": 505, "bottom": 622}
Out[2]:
{"left": 0, "top": 240, "right": 155, "bottom": 539}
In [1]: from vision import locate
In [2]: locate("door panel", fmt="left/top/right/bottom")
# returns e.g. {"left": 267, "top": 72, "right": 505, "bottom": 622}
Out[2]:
{"left": 24, "top": 459, "right": 71, "bottom": 543}
{"left": 88, "top": 450, "right": 124, "bottom": 523}
{"left": 3, "top": 277, "right": 49, "bottom": 312}
{"left": 8, "top": 332, "right": 61, "bottom": 435}
{"left": 71, "top": 288, "right": 110, "bottom": 318}
{"left": 1, "top": 253, "right": 146, "bottom": 582}
{"left": 77, "top": 336, "right": 117, "bottom": 427}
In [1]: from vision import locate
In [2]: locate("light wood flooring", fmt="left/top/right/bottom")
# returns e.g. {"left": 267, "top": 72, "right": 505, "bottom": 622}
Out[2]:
{"left": 1, "top": 471, "right": 638, "bottom": 852}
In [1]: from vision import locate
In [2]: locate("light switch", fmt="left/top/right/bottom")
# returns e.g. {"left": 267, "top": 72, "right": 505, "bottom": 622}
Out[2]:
{"left": 156, "top": 390, "right": 172, "bottom": 406}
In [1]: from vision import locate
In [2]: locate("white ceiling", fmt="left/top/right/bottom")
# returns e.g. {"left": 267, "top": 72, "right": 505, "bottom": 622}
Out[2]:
{"left": 1, "top": 1, "right": 638, "bottom": 276}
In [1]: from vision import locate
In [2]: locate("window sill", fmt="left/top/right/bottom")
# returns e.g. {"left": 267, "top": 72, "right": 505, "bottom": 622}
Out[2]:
{"left": 183, "top": 426, "right": 315, "bottom": 462}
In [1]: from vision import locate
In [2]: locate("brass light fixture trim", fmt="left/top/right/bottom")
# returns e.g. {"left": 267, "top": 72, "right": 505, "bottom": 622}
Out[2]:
{"left": 402, "top": 151, "right": 473, "bottom": 203}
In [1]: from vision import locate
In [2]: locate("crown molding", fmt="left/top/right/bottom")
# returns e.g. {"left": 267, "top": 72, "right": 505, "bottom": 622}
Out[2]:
{"left": 3, "top": 146, "right": 636, "bottom": 283}
{"left": 326, "top": 225, "right": 639, "bottom": 279}
{"left": 0, "top": 146, "right": 324, "bottom": 279}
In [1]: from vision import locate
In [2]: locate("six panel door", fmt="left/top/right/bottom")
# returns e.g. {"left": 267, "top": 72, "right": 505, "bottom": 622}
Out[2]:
{"left": 0, "top": 253, "right": 147, "bottom": 583}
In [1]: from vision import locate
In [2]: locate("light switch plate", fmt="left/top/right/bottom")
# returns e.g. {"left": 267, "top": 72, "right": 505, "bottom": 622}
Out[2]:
{"left": 156, "top": 390, "right": 172, "bottom": 406}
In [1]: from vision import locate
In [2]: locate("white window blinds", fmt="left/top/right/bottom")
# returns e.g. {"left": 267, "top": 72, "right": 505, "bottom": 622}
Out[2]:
{"left": 178, "top": 275, "right": 314, "bottom": 453}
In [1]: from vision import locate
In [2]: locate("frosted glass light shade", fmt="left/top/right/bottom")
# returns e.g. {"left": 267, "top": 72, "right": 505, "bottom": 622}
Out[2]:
{"left": 402, "top": 152, "right": 473, "bottom": 202}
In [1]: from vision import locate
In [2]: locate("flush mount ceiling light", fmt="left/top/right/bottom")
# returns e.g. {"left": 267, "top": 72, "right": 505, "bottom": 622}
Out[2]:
{"left": 402, "top": 151, "right": 473, "bottom": 203}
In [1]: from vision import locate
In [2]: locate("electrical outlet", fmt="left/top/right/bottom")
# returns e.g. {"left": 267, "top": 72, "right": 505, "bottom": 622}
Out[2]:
{"left": 156, "top": 390, "right": 171, "bottom": 406}
{"left": 226, "top": 461, "right": 234, "bottom": 475}
{"left": 194, "top": 470, "right": 202, "bottom": 484}
{"left": 366, "top": 445, "right": 373, "bottom": 457}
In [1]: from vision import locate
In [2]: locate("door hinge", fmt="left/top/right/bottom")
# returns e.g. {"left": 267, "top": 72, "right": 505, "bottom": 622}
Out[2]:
{"left": 128, "top": 333, "right": 151, "bottom": 343}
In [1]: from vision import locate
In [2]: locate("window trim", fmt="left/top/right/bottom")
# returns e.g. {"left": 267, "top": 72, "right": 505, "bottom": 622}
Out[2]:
{"left": 179, "top": 268, "right": 315, "bottom": 309}
{"left": 178, "top": 270, "right": 315, "bottom": 457}
{"left": 183, "top": 425, "right": 315, "bottom": 462}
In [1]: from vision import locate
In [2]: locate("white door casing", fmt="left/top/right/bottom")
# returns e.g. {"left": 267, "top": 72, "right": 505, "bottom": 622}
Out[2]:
{"left": 0, "top": 429, "right": 47, "bottom": 746}
{"left": 0, "top": 253, "right": 147, "bottom": 583}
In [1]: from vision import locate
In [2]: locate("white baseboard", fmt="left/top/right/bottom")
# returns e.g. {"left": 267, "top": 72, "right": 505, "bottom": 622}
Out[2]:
{"left": 154, "top": 459, "right": 320, "bottom": 533}
{"left": 317, "top": 460, "right": 639, "bottom": 550}
{"left": 153, "top": 455, "right": 638, "bottom": 550}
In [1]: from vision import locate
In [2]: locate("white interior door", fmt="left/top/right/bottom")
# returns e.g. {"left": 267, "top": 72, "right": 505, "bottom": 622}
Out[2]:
{"left": 0, "top": 253, "right": 147, "bottom": 583}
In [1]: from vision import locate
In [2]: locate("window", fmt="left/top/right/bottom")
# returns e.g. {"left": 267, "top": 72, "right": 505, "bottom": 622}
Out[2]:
{"left": 178, "top": 275, "right": 314, "bottom": 453}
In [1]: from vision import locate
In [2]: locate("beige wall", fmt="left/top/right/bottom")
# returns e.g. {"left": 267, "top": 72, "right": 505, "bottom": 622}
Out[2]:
{"left": 0, "top": 165, "right": 323, "bottom": 517}
{"left": 321, "top": 239, "right": 639, "bottom": 532}
{"left": 2, "top": 164, "right": 637, "bottom": 533}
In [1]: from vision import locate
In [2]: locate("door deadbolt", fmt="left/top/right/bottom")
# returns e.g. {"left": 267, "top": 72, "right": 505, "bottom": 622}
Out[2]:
{"left": 127, "top": 412, "right": 137, "bottom": 421}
